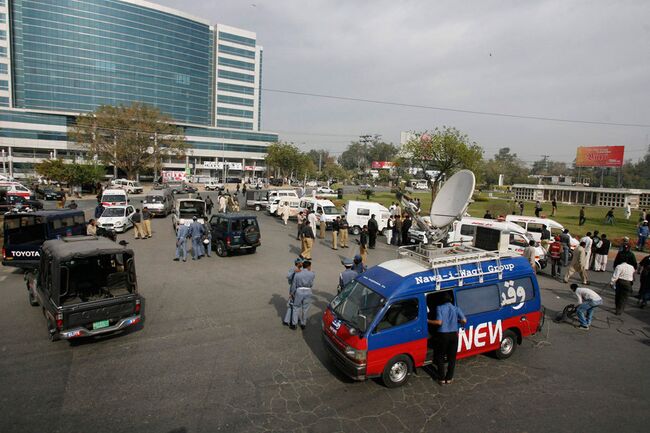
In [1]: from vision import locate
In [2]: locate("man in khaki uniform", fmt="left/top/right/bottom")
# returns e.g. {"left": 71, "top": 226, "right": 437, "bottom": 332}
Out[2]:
{"left": 319, "top": 213, "right": 326, "bottom": 239}
{"left": 564, "top": 241, "right": 588, "bottom": 284}
{"left": 338, "top": 216, "right": 349, "bottom": 248}
{"left": 331, "top": 216, "right": 340, "bottom": 250}
{"left": 300, "top": 220, "right": 315, "bottom": 260}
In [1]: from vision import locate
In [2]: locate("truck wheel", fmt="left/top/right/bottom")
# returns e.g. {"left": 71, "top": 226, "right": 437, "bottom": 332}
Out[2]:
{"left": 28, "top": 289, "right": 39, "bottom": 307}
{"left": 216, "top": 241, "right": 228, "bottom": 257}
{"left": 382, "top": 355, "right": 412, "bottom": 388}
{"left": 495, "top": 330, "right": 518, "bottom": 359}
{"left": 255, "top": 204, "right": 261, "bottom": 211}
{"left": 351, "top": 226, "right": 361, "bottom": 236}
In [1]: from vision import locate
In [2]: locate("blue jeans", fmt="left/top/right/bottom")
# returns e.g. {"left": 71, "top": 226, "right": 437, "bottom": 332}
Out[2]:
{"left": 191, "top": 238, "right": 203, "bottom": 259}
{"left": 576, "top": 299, "right": 602, "bottom": 326}
{"left": 175, "top": 239, "right": 187, "bottom": 261}
{"left": 562, "top": 246, "right": 570, "bottom": 267}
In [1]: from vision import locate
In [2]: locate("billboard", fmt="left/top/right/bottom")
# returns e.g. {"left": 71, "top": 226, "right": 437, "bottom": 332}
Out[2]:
{"left": 162, "top": 170, "right": 187, "bottom": 181}
{"left": 371, "top": 161, "right": 396, "bottom": 169}
{"left": 575, "top": 146, "right": 624, "bottom": 167}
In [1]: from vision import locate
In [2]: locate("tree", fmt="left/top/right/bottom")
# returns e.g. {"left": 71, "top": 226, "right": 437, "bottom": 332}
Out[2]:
{"left": 338, "top": 135, "right": 399, "bottom": 171}
{"left": 69, "top": 102, "right": 187, "bottom": 179}
{"left": 36, "top": 159, "right": 105, "bottom": 190}
{"left": 265, "top": 142, "right": 303, "bottom": 179}
{"left": 481, "top": 147, "right": 529, "bottom": 187}
{"left": 401, "top": 126, "right": 483, "bottom": 201}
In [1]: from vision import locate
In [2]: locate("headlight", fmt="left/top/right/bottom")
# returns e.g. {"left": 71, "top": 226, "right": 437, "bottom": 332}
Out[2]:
{"left": 115, "top": 221, "right": 124, "bottom": 226}
{"left": 344, "top": 346, "right": 367, "bottom": 362}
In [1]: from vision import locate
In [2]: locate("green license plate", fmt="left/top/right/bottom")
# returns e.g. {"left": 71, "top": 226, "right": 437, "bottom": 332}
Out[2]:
{"left": 93, "top": 320, "right": 110, "bottom": 330}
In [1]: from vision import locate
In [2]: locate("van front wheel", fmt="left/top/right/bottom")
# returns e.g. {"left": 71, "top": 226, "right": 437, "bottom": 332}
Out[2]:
{"left": 351, "top": 226, "right": 361, "bottom": 236}
{"left": 495, "top": 330, "right": 518, "bottom": 359}
{"left": 382, "top": 355, "right": 412, "bottom": 388}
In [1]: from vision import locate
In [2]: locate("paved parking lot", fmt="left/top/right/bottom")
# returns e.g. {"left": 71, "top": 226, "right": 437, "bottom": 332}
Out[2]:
{"left": 1, "top": 196, "right": 649, "bottom": 433}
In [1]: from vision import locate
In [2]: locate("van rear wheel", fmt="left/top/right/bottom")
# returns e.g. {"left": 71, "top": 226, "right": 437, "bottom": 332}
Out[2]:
{"left": 255, "top": 204, "right": 261, "bottom": 211}
{"left": 382, "top": 355, "right": 412, "bottom": 388}
{"left": 495, "top": 330, "right": 518, "bottom": 359}
{"left": 351, "top": 226, "right": 361, "bottom": 236}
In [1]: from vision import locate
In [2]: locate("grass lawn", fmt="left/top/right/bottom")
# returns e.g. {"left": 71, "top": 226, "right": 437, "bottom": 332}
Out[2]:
{"left": 332, "top": 191, "right": 645, "bottom": 247}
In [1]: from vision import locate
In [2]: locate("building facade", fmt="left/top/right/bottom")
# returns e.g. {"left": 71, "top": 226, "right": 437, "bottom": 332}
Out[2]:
{"left": 0, "top": 0, "right": 276, "bottom": 179}
{"left": 513, "top": 184, "right": 650, "bottom": 209}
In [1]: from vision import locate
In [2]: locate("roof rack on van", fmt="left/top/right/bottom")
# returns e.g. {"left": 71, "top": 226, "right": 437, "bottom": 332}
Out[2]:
{"left": 397, "top": 244, "right": 515, "bottom": 289}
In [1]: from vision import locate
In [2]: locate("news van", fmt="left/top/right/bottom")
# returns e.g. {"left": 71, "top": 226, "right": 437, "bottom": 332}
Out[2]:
{"left": 322, "top": 244, "right": 544, "bottom": 387}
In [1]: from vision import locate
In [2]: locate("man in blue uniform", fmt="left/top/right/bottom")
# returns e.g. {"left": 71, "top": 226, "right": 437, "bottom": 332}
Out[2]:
{"left": 283, "top": 257, "right": 304, "bottom": 329}
{"left": 189, "top": 216, "right": 205, "bottom": 260}
{"left": 338, "top": 258, "right": 357, "bottom": 293}
{"left": 289, "top": 260, "right": 315, "bottom": 330}
{"left": 428, "top": 292, "right": 467, "bottom": 385}
{"left": 352, "top": 254, "right": 367, "bottom": 273}
{"left": 174, "top": 223, "right": 191, "bottom": 262}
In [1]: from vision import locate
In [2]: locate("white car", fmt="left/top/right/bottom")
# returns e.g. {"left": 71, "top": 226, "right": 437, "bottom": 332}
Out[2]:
{"left": 317, "top": 186, "right": 335, "bottom": 194}
{"left": 110, "top": 179, "right": 143, "bottom": 194}
{"left": 305, "top": 180, "right": 318, "bottom": 187}
{"left": 204, "top": 180, "right": 224, "bottom": 191}
{"left": 98, "top": 205, "right": 136, "bottom": 233}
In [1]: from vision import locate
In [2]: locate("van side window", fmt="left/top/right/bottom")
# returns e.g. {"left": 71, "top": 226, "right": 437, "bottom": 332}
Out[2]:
{"left": 374, "top": 299, "right": 419, "bottom": 333}
{"left": 460, "top": 224, "right": 476, "bottom": 237}
{"left": 509, "top": 233, "right": 528, "bottom": 247}
{"left": 513, "top": 221, "right": 526, "bottom": 230}
{"left": 357, "top": 208, "right": 370, "bottom": 216}
{"left": 455, "top": 285, "right": 500, "bottom": 316}
{"left": 527, "top": 223, "right": 544, "bottom": 234}
{"left": 498, "top": 278, "right": 535, "bottom": 307}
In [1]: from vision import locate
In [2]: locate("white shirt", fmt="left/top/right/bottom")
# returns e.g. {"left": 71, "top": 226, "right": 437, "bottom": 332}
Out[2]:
{"left": 611, "top": 262, "right": 635, "bottom": 284}
{"left": 574, "top": 287, "right": 602, "bottom": 304}
{"left": 580, "top": 236, "right": 592, "bottom": 251}
{"left": 308, "top": 212, "right": 318, "bottom": 237}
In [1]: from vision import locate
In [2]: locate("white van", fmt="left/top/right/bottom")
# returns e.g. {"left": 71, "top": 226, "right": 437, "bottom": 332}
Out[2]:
{"left": 505, "top": 215, "right": 579, "bottom": 248}
{"left": 101, "top": 188, "right": 129, "bottom": 207}
{"left": 266, "top": 190, "right": 298, "bottom": 215}
{"left": 345, "top": 200, "right": 391, "bottom": 235}
{"left": 269, "top": 197, "right": 302, "bottom": 219}
{"left": 0, "top": 182, "right": 32, "bottom": 198}
{"left": 110, "top": 179, "right": 143, "bottom": 194}
{"left": 299, "top": 197, "right": 340, "bottom": 228}
{"left": 142, "top": 189, "right": 173, "bottom": 216}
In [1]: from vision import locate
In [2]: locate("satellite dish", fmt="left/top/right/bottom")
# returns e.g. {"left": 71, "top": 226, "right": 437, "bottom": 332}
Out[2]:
{"left": 429, "top": 169, "right": 475, "bottom": 228}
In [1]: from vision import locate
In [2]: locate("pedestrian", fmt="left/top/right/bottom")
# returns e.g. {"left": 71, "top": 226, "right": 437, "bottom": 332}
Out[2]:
{"left": 359, "top": 225, "right": 368, "bottom": 264}
{"left": 559, "top": 229, "right": 571, "bottom": 267}
{"left": 205, "top": 195, "right": 214, "bottom": 215}
{"left": 142, "top": 207, "right": 152, "bottom": 238}
{"left": 368, "top": 214, "right": 378, "bottom": 249}
{"left": 564, "top": 241, "right": 588, "bottom": 284}
{"left": 174, "top": 223, "right": 190, "bottom": 262}
{"left": 338, "top": 216, "right": 349, "bottom": 248}
{"left": 580, "top": 232, "right": 593, "bottom": 269}
{"left": 523, "top": 240, "right": 537, "bottom": 272}
{"left": 131, "top": 208, "right": 143, "bottom": 239}
{"left": 389, "top": 202, "right": 396, "bottom": 216}
{"left": 605, "top": 208, "right": 615, "bottom": 225}
{"left": 549, "top": 236, "right": 562, "bottom": 277}
{"left": 483, "top": 210, "right": 493, "bottom": 219}
{"left": 614, "top": 243, "right": 637, "bottom": 270}
{"left": 352, "top": 254, "right": 366, "bottom": 273}
{"left": 393, "top": 215, "right": 402, "bottom": 246}
{"left": 57, "top": 190, "right": 66, "bottom": 209}
{"left": 189, "top": 216, "right": 205, "bottom": 260}
{"left": 318, "top": 213, "right": 326, "bottom": 239}
{"left": 624, "top": 202, "right": 631, "bottom": 220}
{"left": 570, "top": 284, "right": 602, "bottom": 330}
{"left": 290, "top": 260, "right": 315, "bottom": 330}
{"left": 308, "top": 209, "right": 318, "bottom": 238}
{"left": 578, "top": 207, "right": 586, "bottom": 226}
{"left": 86, "top": 219, "right": 97, "bottom": 236}
{"left": 394, "top": 203, "right": 402, "bottom": 219}
{"left": 242, "top": 184, "right": 247, "bottom": 196}
{"left": 638, "top": 255, "right": 650, "bottom": 308}
{"left": 636, "top": 221, "right": 649, "bottom": 251}
{"left": 281, "top": 202, "right": 290, "bottom": 225}
{"left": 540, "top": 224, "right": 551, "bottom": 252}
{"left": 283, "top": 258, "right": 303, "bottom": 329}
{"left": 67, "top": 200, "right": 78, "bottom": 210}
{"left": 296, "top": 211, "right": 305, "bottom": 240}
{"left": 94, "top": 200, "right": 105, "bottom": 219}
{"left": 428, "top": 291, "right": 467, "bottom": 385}
{"left": 338, "top": 258, "right": 357, "bottom": 293}
{"left": 640, "top": 209, "right": 647, "bottom": 223}
{"left": 385, "top": 216, "right": 394, "bottom": 245}
{"left": 611, "top": 257, "right": 636, "bottom": 315}
{"left": 218, "top": 194, "right": 227, "bottom": 213}
{"left": 300, "top": 220, "right": 315, "bottom": 260}
{"left": 551, "top": 198, "right": 557, "bottom": 216}
{"left": 331, "top": 216, "right": 339, "bottom": 250}
{"left": 519, "top": 201, "right": 524, "bottom": 216}
{"left": 589, "top": 230, "right": 600, "bottom": 270}
{"left": 534, "top": 201, "right": 542, "bottom": 217}
{"left": 594, "top": 234, "right": 610, "bottom": 271}
{"left": 402, "top": 215, "right": 412, "bottom": 246}
{"left": 236, "top": 183, "right": 240, "bottom": 194}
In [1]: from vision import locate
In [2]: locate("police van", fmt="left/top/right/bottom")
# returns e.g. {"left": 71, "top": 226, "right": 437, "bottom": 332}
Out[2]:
{"left": 322, "top": 244, "right": 544, "bottom": 387}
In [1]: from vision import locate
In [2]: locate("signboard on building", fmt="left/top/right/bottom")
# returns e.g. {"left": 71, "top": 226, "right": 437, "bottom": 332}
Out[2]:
{"left": 575, "top": 146, "right": 624, "bottom": 167}
{"left": 204, "top": 161, "right": 243, "bottom": 170}
{"left": 162, "top": 170, "right": 187, "bottom": 181}
{"left": 371, "top": 161, "right": 396, "bottom": 169}
{"left": 244, "top": 165, "right": 266, "bottom": 171}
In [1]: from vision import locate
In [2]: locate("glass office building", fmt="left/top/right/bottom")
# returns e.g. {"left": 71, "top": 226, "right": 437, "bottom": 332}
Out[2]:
{"left": 0, "top": 0, "right": 276, "bottom": 179}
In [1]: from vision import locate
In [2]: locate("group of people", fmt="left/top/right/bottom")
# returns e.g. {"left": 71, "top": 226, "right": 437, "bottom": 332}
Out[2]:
{"left": 174, "top": 216, "right": 211, "bottom": 262}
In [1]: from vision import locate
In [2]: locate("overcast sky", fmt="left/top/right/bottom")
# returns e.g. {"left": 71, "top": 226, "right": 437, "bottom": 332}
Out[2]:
{"left": 158, "top": 0, "right": 650, "bottom": 163}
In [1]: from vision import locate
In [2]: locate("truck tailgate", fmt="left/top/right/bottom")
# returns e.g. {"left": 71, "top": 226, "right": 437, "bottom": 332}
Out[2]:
{"left": 64, "top": 296, "right": 138, "bottom": 329}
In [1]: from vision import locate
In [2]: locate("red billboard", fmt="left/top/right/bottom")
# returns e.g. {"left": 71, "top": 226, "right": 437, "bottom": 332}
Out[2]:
{"left": 371, "top": 161, "right": 396, "bottom": 169}
{"left": 575, "top": 146, "right": 624, "bottom": 167}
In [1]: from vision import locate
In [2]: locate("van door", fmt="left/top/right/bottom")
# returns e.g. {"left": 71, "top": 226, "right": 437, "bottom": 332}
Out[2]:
{"left": 509, "top": 233, "right": 529, "bottom": 255}
{"left": 366, "top": 297, "right": 427, "bottom": 377}
{"left": 454, "top": 285, "right": 503, "bottom": 358}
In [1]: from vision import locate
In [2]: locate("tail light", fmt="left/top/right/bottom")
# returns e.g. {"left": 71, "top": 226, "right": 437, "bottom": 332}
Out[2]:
{"left": 226, "top": 236, "right": 231, "bottom": 246}
{"left": 2, "top": 247, "right": 5, "bottom": 259}
{"left": 56, "top": 311, "right": 63, "bottom": 330}
{"left": 135, "top": 299, "right": 141, "bottom": 314}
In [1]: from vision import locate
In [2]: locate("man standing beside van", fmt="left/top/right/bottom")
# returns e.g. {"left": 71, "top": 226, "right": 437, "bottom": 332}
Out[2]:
{"left": 523, "top": 240, "right": 537, "bottom": 273}
{"left": 428, "top": 292, "right": 467, "bottom": 385}
{"left": 300, "top": 220, "right": 315, "bottom": 260}
{"left": 131, "top": 209, "right": 143, "bottom": 239}
{"left": 338, "top": 216, "right": 349, "bottom": 248}
{"left": 368, "top": 215, "right": 378, "bottom": 249}
{"left": 331, "top": 216, "right": 339, "bottom": 250}
{"left": 142, "top": 207, "right": 152, "bottom": 239}
{"left": 564, "top": 241, "right": 588, "bottom": 285}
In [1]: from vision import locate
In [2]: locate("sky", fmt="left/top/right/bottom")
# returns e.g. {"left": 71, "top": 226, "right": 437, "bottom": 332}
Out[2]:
{"left": 157, "top": 0, "right": 650, "bottom": 164}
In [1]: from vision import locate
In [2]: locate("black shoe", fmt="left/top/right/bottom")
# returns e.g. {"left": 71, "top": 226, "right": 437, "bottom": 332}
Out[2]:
{"left": 300, "top": 325, "right": 306, "bottom": 330}
{"left": 173, "top": 258, "right": 179, "bottom": 261}
{"left": 289, "top": 325, "right": 296, "bottom": 330}
{"left": 282, "top": 321, "right": 289, "bottom": 326}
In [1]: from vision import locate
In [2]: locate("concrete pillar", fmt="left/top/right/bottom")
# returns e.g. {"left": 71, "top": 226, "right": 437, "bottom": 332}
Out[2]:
{"left": 8, "top": 146, "right": 13, "bottom": 178}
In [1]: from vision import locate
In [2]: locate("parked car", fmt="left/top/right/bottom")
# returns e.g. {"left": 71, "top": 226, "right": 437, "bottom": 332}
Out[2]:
{"left": 179, "top": 184, "right": 198, "bottom": 194}
{"left": 209, "top": 213, "right": 261, "bottom": 256}
{"left": 25, "top": 236, "right": 143, "bottom": 341}
{"left": 165, "top": 180, "right": 184, "bottom": 194}
{"left": 0, "top": 182, "right": 33, "bottom": 198}
{"left": 97, "top": 205, "right": 136, "bottom": 233}
{"left": 35, "top": 187, "right": 65, "bottom": 201}
{"left": 269, "top": 178, "right": 283, "bottom": 187}
{"left": 141, "top": 189, "right": 173, "bottom": 217}
{"left": 0, "top": 194, "right": 43, "bottom": 211}
{"left": 316, "top": 186, "right": 335, "bottom": 194}
{"left": 110, "top": 179, "right": 143, "bottom": 194}
{"left": 204, "top": 180, "right": 224, "bottom": 191}
{"left": 305, "top": 180, "right": 319, "bottom": 187}
{"left": 172, "top": 198, "right": 206, "bottom": 232}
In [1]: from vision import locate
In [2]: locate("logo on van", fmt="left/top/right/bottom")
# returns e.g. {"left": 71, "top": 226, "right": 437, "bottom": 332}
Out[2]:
{"left": 500, "top": 280, "right": 525, "bottom": 310}
{"left": 12, "top": 250, "right": 40, "bottom": 257}
{"left": 458, "top": 320, "right": 502, "bottom": 352}
{"left": 414, "top": 263, "right": 516, "bottom": 285}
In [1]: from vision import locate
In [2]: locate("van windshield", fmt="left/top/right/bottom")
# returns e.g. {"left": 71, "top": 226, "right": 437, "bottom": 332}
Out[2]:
{"left": 331, "top": 281, "right": 385, "bottom": 333}
{"left": 179, "top": 201, "right": 205, "bottom": 216}
{"left": 103, "top": 194, "right": 126, "bottom": 202}
{"left": 145, "top": 195, "right": 164, "bottom": 203}
{"left": 102, "top": 208, "right": 126, "bottom": 217}
{"left": 322, "top": 206, "right": 339, "bottom": 215}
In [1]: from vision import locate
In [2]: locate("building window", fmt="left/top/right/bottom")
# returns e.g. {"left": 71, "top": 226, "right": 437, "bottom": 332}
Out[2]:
{"left": 217, "top": 82, "right": 254, "bottom": 95}
{"left": 0, "top": 63, "right": 7, "bottom": 75}
{"left": 0, "top": 80, "right": 8, "bottom": 91}
{"left": 218, "top": 44, "right": 255, "bottom": 59}
{"left": 0, "top": 96, "right": 9, "bottom": 107}
{"left": 0, "top": 30, "right": 6, "bottom": 41}
{"left": 173, "top": 73, "right": 190, "bottom": 85}
{"left": 217, "top": 107, "right": 254, "bottom": 119}
{"left": 218, "top": 69, "right": 255, "bottom": 83}
{"left": 218, "top": 57, "right": 255, "bottom": 71}
{"left": 217, "top": 119, "right": 254, "bottom": 130}
{"left": 218, "top": 32, "right": 256, "bottom": 47}
{"left": 217, "top": 94, "right": 254, "bottom": 107}
{"left": 0, "top": 13, "right": 5, "bottom": 24}
{"left": 0, "top": 47, "right": 6, "bottom": 58}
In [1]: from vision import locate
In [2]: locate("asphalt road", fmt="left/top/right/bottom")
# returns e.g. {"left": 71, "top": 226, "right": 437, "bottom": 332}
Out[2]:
{"left": 1, "top": 195, "right": 649, "bottom": 433}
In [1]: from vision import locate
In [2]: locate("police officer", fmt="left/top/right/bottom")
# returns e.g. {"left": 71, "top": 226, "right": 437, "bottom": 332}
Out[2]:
{"left": 368, "top": 214, "right": 378, "bottom": 249}
{"left": 338, "top": 216, "right": 349, "bottom": 248}
{"left": 352, "top": 254, "right": 366, "bottom": 273}
{"left": 189, "top": 216, "right": 205, "bottom": 260}
{"left": 300, "top": 220, "right": 315, "bottom": 260}
{"left": 283, "top": 258, "right": 303, "bottom": 329}
{"left": 174, "top": 223, "right": 191, "bottom": 262}
{"left": 331, "top": 216, "right": 340, "bottom": 250}
{"left": 290, "top": 260, "right": 315, "bottom": 330}
{"left": 338, "top": 258, "right": 357, "bottom": 293}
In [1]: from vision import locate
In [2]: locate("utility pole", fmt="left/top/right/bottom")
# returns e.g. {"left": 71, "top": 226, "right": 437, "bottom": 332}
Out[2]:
{"left": 359, "top": 134, "right": 372, "bottom": 172}
{"left": 318, "top": 151, "right": 322, "bottom": 173}
{"left": 540, "top": 154, "right": 550, "bottom": 174}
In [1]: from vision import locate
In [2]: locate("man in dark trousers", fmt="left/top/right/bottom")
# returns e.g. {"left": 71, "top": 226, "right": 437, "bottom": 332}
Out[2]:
{"left": 428, "top": 292, "right": 466, "bottom": 385}
{"left": 401, "top": 215, "right": 412, "bottom": 246}
{"left": 205, "top": 195, "right": 214, "bottom": 215}
{"left": 94, "top": 200, "right": 105, "bottom": 219}
{"left": 359, "top": 225, "right": 368, "bottom": 264}
{"left": 367, "top": 214, "right": 378, "bottom": 249}
{"left": 393, "top": 215, "right": 402, "bottom": 246}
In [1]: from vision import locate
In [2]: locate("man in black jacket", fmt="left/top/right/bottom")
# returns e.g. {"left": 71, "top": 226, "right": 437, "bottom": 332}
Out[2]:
{"left": 331, "top": 216, "right": 340, "bottom": 250}
{"left": 401, "top": 215, "right": 412, "bottom": 246}
{"left": 368, "top": 214, "right": 378, "bottom": 249}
